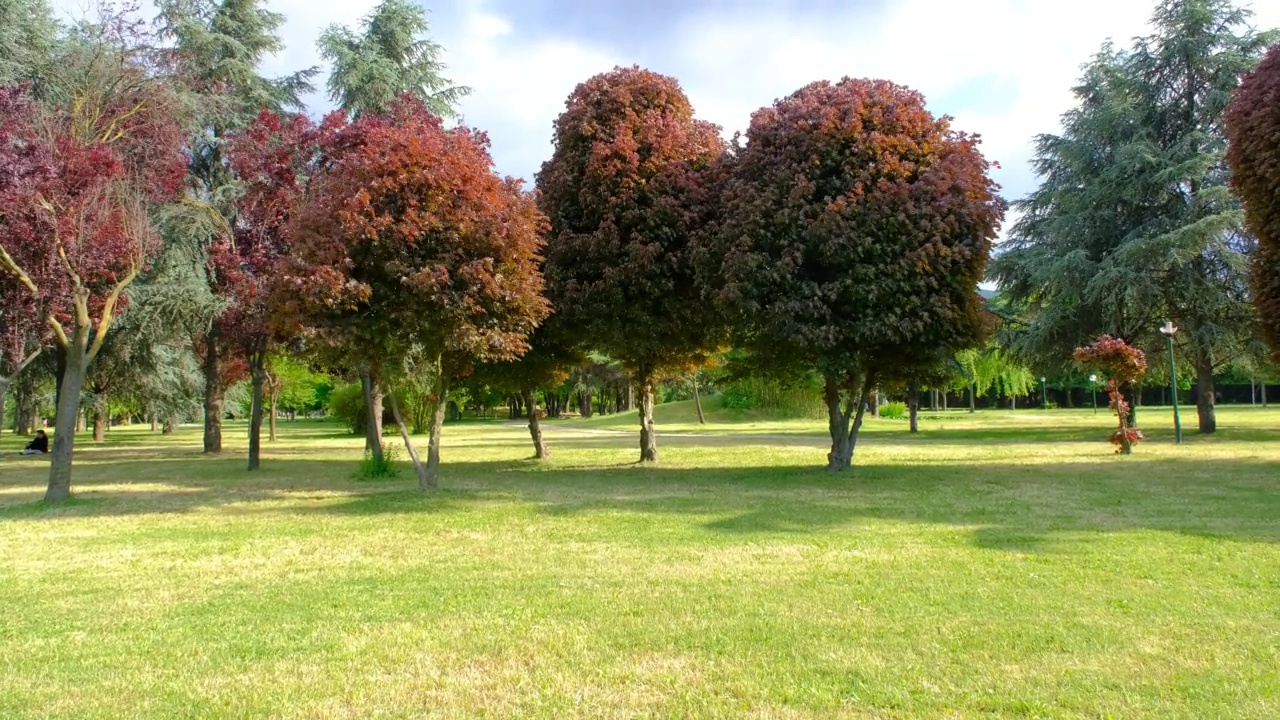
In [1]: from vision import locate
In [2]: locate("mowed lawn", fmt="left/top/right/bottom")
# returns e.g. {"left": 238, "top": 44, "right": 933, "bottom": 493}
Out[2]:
{"left": 0, "top": 404, "right": 1277, "bottom": 719}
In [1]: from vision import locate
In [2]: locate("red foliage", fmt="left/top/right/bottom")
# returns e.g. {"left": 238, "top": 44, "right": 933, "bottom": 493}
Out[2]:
{"left": 1074, "top": 335, "right": 1148, "bottom": 453}
{"left": 288, "top": 95, "right": 549, "bottom": 365}
{"left": 1225, "top": 43, "right": 1280, "bottom": 358}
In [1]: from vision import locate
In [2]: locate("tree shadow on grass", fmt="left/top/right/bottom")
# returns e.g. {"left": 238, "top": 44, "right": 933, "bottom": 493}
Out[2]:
{"left": 3, "top": 443, "right": 1276, "bottom": 555}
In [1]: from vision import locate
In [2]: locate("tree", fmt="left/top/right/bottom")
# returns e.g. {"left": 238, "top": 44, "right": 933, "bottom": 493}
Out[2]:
{"left": 538, "top": 66, "right": 727, "bottom": 463}
{"left": 0, "top": 0, "right": 57, "bottom": 85}
{"left": 289, "top": 97, "right": 548, "bottom": 489}
{"left": 990, "top": 0, "right": 1277, "bottom": 435}
{"left": 0, "top": 275, "right": 44, "bottom": 451}
{"left": 156, "top": 0, "right": 315, "bottom": 454}
{"left": 475, "top": 321, "right": 583, "bottom": 459}
{"left": 318, "top": 0, "right": 468, "bottom": 118}
{"left": 223, "top": 110, "right": 331, "bottom": 470}
{"left": 0, "top": 14, "right": 187, "bottom": 501}
{"left": 717, "top": 78, "right": 1004, "bottom": 471}
{"left": 1226, "top": 43, "right": 1280, "bottom": 359}
{"left": 1075, "top": 335, "right": 1148, "bottom": 454}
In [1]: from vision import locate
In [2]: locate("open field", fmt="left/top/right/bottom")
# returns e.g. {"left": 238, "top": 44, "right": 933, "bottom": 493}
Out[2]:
{"left": 1, "top": 404, "right": 1278, "bottom": 718}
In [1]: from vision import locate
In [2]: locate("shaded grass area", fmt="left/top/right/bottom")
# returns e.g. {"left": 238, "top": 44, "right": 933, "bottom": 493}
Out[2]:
{"left": 1, "top": 408, "right": 1278, "bottom": 718}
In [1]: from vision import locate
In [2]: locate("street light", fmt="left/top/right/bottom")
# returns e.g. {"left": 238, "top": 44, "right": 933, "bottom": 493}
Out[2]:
{"left": 1041, "top": 376, "right": 1048, "bottom": 410}
{"left": 1089, "top": 374, "right": 1098, "bottom": 414}
{"left": 1159, "top": 321, "right": 1183, "bottom": 444}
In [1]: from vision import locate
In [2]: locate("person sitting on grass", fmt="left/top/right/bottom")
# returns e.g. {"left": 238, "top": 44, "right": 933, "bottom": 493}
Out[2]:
{"left": 20, "top": 430, "right": 49, "bottom": 456}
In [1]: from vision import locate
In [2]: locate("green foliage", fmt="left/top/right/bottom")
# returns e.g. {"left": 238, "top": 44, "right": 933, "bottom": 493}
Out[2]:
{"left": 356, "top": 443, "right": 399, "bottom": 480}
{"left": 0, "top": 0, "right": 57, "bottom": 85}
{"left": 879, "top": 402, "right": 908, "bottom": 420}
{"left": 318, "top": 0, "right": 468, "bottom": 118}
{"left": 327, "top": 383, "right": 366, "bottom": 435}
{"left": 717, "top": 378, "right": 826, "bottom": 419}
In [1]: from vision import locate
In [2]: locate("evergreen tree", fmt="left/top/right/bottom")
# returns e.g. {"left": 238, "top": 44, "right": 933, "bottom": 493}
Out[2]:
{"left": 990, "top": 0, "right": 1277, "bottom": 434}
{"left": 318, "top": 0, "right": 468, "bottom": 118}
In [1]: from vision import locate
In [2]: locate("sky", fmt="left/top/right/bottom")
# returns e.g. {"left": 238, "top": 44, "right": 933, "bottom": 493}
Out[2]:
{"left": 52, "top": 0, "right": 1280, "bottom": 235}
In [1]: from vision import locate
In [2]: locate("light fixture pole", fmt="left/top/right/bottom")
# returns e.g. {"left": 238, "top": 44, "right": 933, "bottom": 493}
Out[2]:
{"left": 1159, "top": 321, "right": 1182, "bottom": 444}
{"left": 1089, "top": 374, "right": 1098, "bottom": 414}
{"left": 1041, "top": 376, "right": 1048, "bottom": 410}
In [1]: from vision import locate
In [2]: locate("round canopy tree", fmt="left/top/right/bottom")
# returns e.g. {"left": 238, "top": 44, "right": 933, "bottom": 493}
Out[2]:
{"left": 1226, "top": 43, "right": 1280, "bottom": 358}
{"left": 537, "top": 66, "right": 727, "bottom": 463}
{"left": 718, "top": 78, "right": 1005, "bottom": 471}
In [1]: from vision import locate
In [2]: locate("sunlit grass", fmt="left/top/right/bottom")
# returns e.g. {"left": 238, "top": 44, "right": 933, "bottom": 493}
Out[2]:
{"left": 1, "top": 404, "right": 1277, "bottom": 718}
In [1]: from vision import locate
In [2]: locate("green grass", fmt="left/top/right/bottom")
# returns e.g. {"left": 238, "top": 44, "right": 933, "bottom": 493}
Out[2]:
{"left": 1, "top": 404, "right": 1278, "bottom": 718}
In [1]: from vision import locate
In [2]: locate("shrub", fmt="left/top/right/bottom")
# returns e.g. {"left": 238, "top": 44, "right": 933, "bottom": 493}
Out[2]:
{"left": 328, "top": 383, "right": 366, "bottom": 435}
{"left": 357, "top": 443, "right": 399, "bottom": 480}
{"left": 879, "top": 401, "right": 907, "bottom": 420}
{"left": 717, "top": 378, "right": 826, "bottom": 419}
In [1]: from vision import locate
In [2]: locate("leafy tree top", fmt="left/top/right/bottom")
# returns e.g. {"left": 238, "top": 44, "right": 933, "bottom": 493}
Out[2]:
{"left": 1226, "top": 42, "right": 1280, "bottom": 357}
{"left": 718, "top": 77, "right": 1005, "bottom": 382}
{"left": 1073, "top": 335, "right": 1148, "bottom": 386}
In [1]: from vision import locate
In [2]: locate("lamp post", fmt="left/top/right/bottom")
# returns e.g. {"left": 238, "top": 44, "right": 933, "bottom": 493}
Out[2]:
{"left": 1041, "top": 376, "right": 1048, "bottom": 410}
{"left": 1159, "top": 321, "right": 1182, "bottom": 444}
{"left": 1089, "top": 374, "right": 1098, "bottom": 414}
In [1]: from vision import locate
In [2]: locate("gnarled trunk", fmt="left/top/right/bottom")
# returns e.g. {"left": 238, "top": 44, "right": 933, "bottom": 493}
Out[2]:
{"left": 1195, "top": 353, "right": 1216, "bottom": 434}
{"left": 825, "top": 373, "right": 874, "bottom": 472}
{"left": 360, "top": 366, "right": 383, "bottom": 461}
{"left": 637, "top": 372, "right": 658, "bottom": 463}
{"left": 203, "top": 329, "right": 223, "bottom": 453}
{"left": 524, "top": 389, "right": 549, "bottom": 459}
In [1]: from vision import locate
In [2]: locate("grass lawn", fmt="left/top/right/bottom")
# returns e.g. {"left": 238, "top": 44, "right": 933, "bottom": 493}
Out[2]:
{"left": 0, "top": 403, "right": 1277, "bottom": 718}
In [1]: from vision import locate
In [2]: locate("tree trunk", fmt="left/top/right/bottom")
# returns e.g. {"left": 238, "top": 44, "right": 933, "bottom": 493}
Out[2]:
{"left": 203, "top": 329, "right": 223, "bottom": 453}
{"left": 247, "top": 353, "right": 265, "bottom": 471}
{"left": 0, "top": 378, "right": 7, "bottom": 453}
{"left": 1195, "top": 354, "right": 1216, "bottom": 434}
{"left": 46, "top": 328, "right": 89, "bottom": 503}
{"left": 1263, "top": 382, "right": 1269, "bottom": 408}
{"left": 163, "top": 417, "right": 176, "bottom": 435}
{"left": 968, "top": 384, "right": 976, "bottom": 413}
{"left": 389, "top": 389, "right": 429, "bottom": 489}
{"left": 150, "top": 411, "right": 159, "bottom": 433}
{"left": 422, "top": 363, "right": 448, "bottom": 490}
{"left": 75, "top": 409, "right": 85, "bottom": 434}
{"left": 579, "top": 390, "right": 593, "bottom": 419}
{"left": 908, "top": 381, "right": 920, "bottom": 434}
{"left": 692, "top": 373, "right": 706, "bottom": 425}
{"left": 638, "top": 371, "right": 658, "bottom": 463}
{"left": 93, "top": 402, "right": 107, "bottom": 443}
{"left": 53, "top": 344, "right": 66, "bottom": 426}
{"left": 360, "top": 367, "right": 383, "bottom": 462}
{"left": 524, "top": 389, "right": 549, "bottom": 459}
{"left": 268, "top": 388, "right": 278, "bottom": 442}
{"left": 825, "top": 373, "right": 874, "bottom": 471}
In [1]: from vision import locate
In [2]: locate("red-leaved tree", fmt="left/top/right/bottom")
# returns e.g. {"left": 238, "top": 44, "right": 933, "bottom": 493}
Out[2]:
{"left": 1074, "top": 335, "right": 1148, "bottom": 454}
{"left": 538, "top": 66, "right": 727, "bottom": 463}
{"left": 289, "top": 96, "right": 549, "bottom": 489}
{"left": 717, "top": 78, "right": 1005, "bottom": 471}
{"left": 1226, "top": 43, "right": 1280, "bottom": 358}
{"left": 0, "top": 29, "right": 186, "bottom": 500}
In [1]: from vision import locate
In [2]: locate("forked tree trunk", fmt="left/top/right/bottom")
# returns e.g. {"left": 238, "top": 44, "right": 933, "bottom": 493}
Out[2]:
{"left": 1195, "top": 353, "right": 1216, "bottom": 434}
{"left": 360, "top": 367, "right": 383, "bottom": 462}
{"left": 825, "top": 373, "right": 874, "bottom": 472}
{"left": 203, "top": 329, "right": 223, "bottom": 453}
{"left": 524, "top": 389, "right": 549, "bottom": 459}
{"left": 422, "top": 362, "right": 448, "bottom": 489}
{"left": 46, "top": 325, "right": 90, "bottom": 504}
{"left": 692, "top": 373, "right": 706, "bottom": 425}
{"left": 908, "top": 381, "right": 920, "bottom": 434}
{"left": 248, "top": 352, "right": 266, "bottom": 471}
{"left": 638, "top": 371, "right": 658, "bottom": 463}
{"left": 389, "top": 389, "right": 429, "bottom": 488}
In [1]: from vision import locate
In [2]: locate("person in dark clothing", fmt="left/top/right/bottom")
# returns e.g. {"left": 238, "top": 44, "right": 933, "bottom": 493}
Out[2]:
{"left": 20, "top": 430, "right": 48, "bottom": 455}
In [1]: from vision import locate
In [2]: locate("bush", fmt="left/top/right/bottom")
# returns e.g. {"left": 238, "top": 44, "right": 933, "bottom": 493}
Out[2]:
{"left": 879, "top": 401, "right": 907, "bottom": 420}
{"left": 717, "top": 378, "right": 826, "bottom": 419}
{"left": 356, "top": 443, "right": 399, "bottom": 480}
{"left": 328, "top": 383, "right": 367, "bottom": 435}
